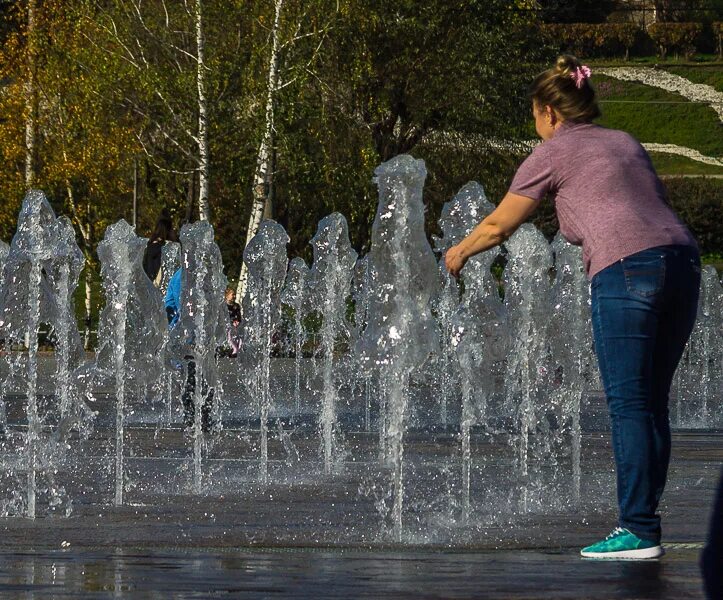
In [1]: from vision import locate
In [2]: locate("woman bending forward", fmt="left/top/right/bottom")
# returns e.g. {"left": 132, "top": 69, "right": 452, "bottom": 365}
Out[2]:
{"left": 445, "top": 55, "right": 701, "bottom": 560}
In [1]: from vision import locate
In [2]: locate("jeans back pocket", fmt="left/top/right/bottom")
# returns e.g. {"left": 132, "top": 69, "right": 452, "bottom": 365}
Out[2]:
{"left": 622, "top": 252, "right": 666, "bottom": 298}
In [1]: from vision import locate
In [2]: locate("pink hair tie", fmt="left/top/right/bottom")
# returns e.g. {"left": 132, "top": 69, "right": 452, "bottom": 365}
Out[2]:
{"left": 571, "top": 65, "right": 592, "bottom": 89}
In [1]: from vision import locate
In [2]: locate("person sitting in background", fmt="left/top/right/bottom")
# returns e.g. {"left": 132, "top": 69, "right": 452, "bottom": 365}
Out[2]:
{"left": 143, "top": 208, "right": 178, "bottom": 287}
{"left": 225, "top": 287, "right": 241, "bottom": 323}
{"left": 223, "top": 287, "right": 241, "bottom": 357}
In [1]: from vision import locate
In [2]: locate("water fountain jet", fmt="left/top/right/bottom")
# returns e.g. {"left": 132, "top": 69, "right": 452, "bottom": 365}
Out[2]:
{"left": 240, "top": 220, "right": 288, "bottom": 483}
{"left": 358, "top": 155, "right": 439, "bottom": 541}
{"left": 308, "top": 213, "right": 357, "bottom": 474}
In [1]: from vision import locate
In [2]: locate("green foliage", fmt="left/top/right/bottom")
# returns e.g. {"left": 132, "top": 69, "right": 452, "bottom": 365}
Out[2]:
{"left": 664, "top": 65, "right": 723, "bottom": 92}
{"left": 0, "top": 0, "right": 550, "bottom": 274}
{"left": 540, "top": 20, "right": 723, "bottom": 61}
{"left": 271, "top": 0, "right": 549, "bottom": 257}
{"left": 417, "top": 144, "right": 523, "bottom": 243}
{"left": 0, "top": 0, "right": 140, "bottom": 251}
{"left": 324, "top": 0, "right": 545, "bottom": 159}
{"left": 4, "top": 0, "right": 721, "bottom": 337}
{"left": 536, "top": 0, "right": 618, "bottom": 24}
{"left": 650, "top": 153, "right": 723, "bottom": 175}
{"left": 654, "top": 0, "right": 723, "bottom": 24}
{"left": 541, "top": 23, "right": 641, "bottom": 59}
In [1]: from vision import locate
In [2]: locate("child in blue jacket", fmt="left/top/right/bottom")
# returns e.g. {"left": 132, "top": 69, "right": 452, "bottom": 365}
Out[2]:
{"left": 164, "top": 268, "right": 214, "bottom": 432}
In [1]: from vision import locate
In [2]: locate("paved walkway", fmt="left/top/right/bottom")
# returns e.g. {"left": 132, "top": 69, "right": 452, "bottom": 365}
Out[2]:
{"left": 0, "top": 430, "right": 719, "bottom": 598}
{"left": 0, "top": 546, "right": 709, "bottom": 599}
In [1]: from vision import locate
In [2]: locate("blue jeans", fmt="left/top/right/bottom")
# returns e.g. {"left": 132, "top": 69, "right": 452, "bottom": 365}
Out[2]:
{"left": 591, "top": 244, "right": 701, "bottom": 543}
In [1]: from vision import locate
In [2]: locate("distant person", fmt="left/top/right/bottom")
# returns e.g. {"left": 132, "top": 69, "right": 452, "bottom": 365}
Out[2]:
{"left": 165, "top": 267, "right": 215, "bottom": 432}
{"left": 702, "top": 468, "right": 723, "bottom": 598}
{"left": 224, "top": 287, "right": 241, "bottom": 358}
{"left": 225, "top": 287, "right": 241, "bottom": 323}
{"left": 445, "top": 55, "right": 700, "bottom": 560}
{"left": 143, "top": 209, "right": 178, "bottom": 287}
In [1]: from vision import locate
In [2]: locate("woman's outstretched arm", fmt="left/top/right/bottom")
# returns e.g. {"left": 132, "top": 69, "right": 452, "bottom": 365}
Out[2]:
{"left": 444, "top": 192, "right": 539, "bottom": 277}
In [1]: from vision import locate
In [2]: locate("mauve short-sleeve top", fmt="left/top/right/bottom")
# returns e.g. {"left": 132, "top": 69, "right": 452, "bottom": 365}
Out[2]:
{"left": 508, "top": 121, "right": 697, "bottom": 278}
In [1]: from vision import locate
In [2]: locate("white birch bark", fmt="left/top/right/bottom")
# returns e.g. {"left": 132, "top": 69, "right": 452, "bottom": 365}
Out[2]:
{"left": 237, "top": 0, "right": 284, "bottom": 300}
{"left": 195, "top": 0, "right": 210, "bottom": 222}
{"left": 24, "top": 0, "right": 37, "bottom": 189}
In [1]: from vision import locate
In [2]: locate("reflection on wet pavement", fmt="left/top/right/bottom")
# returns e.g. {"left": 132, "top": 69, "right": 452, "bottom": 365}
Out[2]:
{"left": 0, "top": 547, "right": 706, "bottom": 599}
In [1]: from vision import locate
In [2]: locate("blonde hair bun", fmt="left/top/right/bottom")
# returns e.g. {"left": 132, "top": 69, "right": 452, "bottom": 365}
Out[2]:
{"left": 555, "top": 55, "right": 583, "bottom": 77}
{"left": 529, "top": 55, "right": 600, "bottom": 122}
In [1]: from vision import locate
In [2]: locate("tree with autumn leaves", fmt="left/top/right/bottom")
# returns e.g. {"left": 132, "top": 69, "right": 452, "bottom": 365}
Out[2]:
{"left": 1, "top": 0, "right": 547, "bottom": 324}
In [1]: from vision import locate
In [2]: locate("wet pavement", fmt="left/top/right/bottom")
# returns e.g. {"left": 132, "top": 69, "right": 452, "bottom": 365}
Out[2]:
{"left": 0, "top": 429, "right": 718, "bottom": 599}
{"left": 0, "top": 545, "right": 708, "bottom": 599}
{"left": 0, "top": 356, "right": 720, "bottom": 598}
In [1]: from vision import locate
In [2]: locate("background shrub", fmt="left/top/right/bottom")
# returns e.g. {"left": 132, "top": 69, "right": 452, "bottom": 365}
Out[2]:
{"left": 664, "top": 177, "right": 723, "bottom": 255}
{"left": 541, "top": 23, "right": 641, "bottom": 59}
{"left": 648, "top": 23, "right": 704, "bottom": 60}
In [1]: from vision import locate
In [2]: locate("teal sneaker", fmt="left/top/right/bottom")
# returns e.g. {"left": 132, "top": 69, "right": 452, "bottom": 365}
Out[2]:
{"left": 580, "top": 527, "right": 664, "bottom": 560}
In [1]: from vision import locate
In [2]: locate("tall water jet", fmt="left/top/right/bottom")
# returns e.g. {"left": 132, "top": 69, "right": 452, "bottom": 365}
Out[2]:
{"left": 675, "top": 266, "right": 723, "bottom": 426}
{"left": 307, "top": 214, "right": 357, "bottom": 474}
{"left": 281, "top": 258, "right": 311, "bottom": 420}
{"left": 0, "top": 240, "right": 10, "bottom": 438}
{"left": 551, "top": 233, "right": 592, "bottom": 503}
{"left": 438, "top": 182, "right": 504, "bottom": 521}
{"left": 503, "top": 223, "right": 554, "bottom": 512}
{"left": 47, "top": 217, "right": 88, "bottom": 433}
{"left": 169, "top": 221, "right": 227, "bottom": 492}
{"left": 0, "top": 191, "right": 57, "bottom": 517}
{"left": 357, "top": 155, "right": 439, "bottom": 541}
{"left": 697, "top": 267, "right": 723, "bottom": 424}
{"left": 0, "top": 240, "right": 8, "bottom": 281}
{"left": 352, "top": 257, "right": 375, "bottom": 431}
{"left": 240, "top": 220, "right": 288, "bottom": 483}
{"left": 95, "top": 220, "right": 166, "bottom": 505}
{"left": 160, "top": 242, "right": 181, "bottom": 294}
{"left": 430, "top": 252, "right": 460, "bottom": 429}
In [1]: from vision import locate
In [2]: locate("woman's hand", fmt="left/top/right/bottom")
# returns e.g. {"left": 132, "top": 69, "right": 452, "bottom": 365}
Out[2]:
{"left": 444, "top": 193, "right": 539, "bottom": 278}
{"left": 445, "top": 244, "right": 468, "bottom": 278}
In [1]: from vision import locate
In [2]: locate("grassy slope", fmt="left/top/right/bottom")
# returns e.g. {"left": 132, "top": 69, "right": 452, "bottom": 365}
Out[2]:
{"left": 594, "top": 75, "right": 723, "bottom": 157}
{"left": 661, "top": 66, "right": 723, "bottom": 93}
{"left": 649, "top": 152, "right": 723, "bottom": 175}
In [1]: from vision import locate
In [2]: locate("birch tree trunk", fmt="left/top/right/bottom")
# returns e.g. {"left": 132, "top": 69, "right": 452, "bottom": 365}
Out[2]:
{"left": 236, "top": 0, "right": 283, "bottom": 300}
{"left": 195, "top": 0, "right": 210, "bottom": 222}
{"left": 24, "top": 0, "right": 37, "bottom": 189}
{"left": 185, "top": 170, "right": 196, "bottom": 224}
